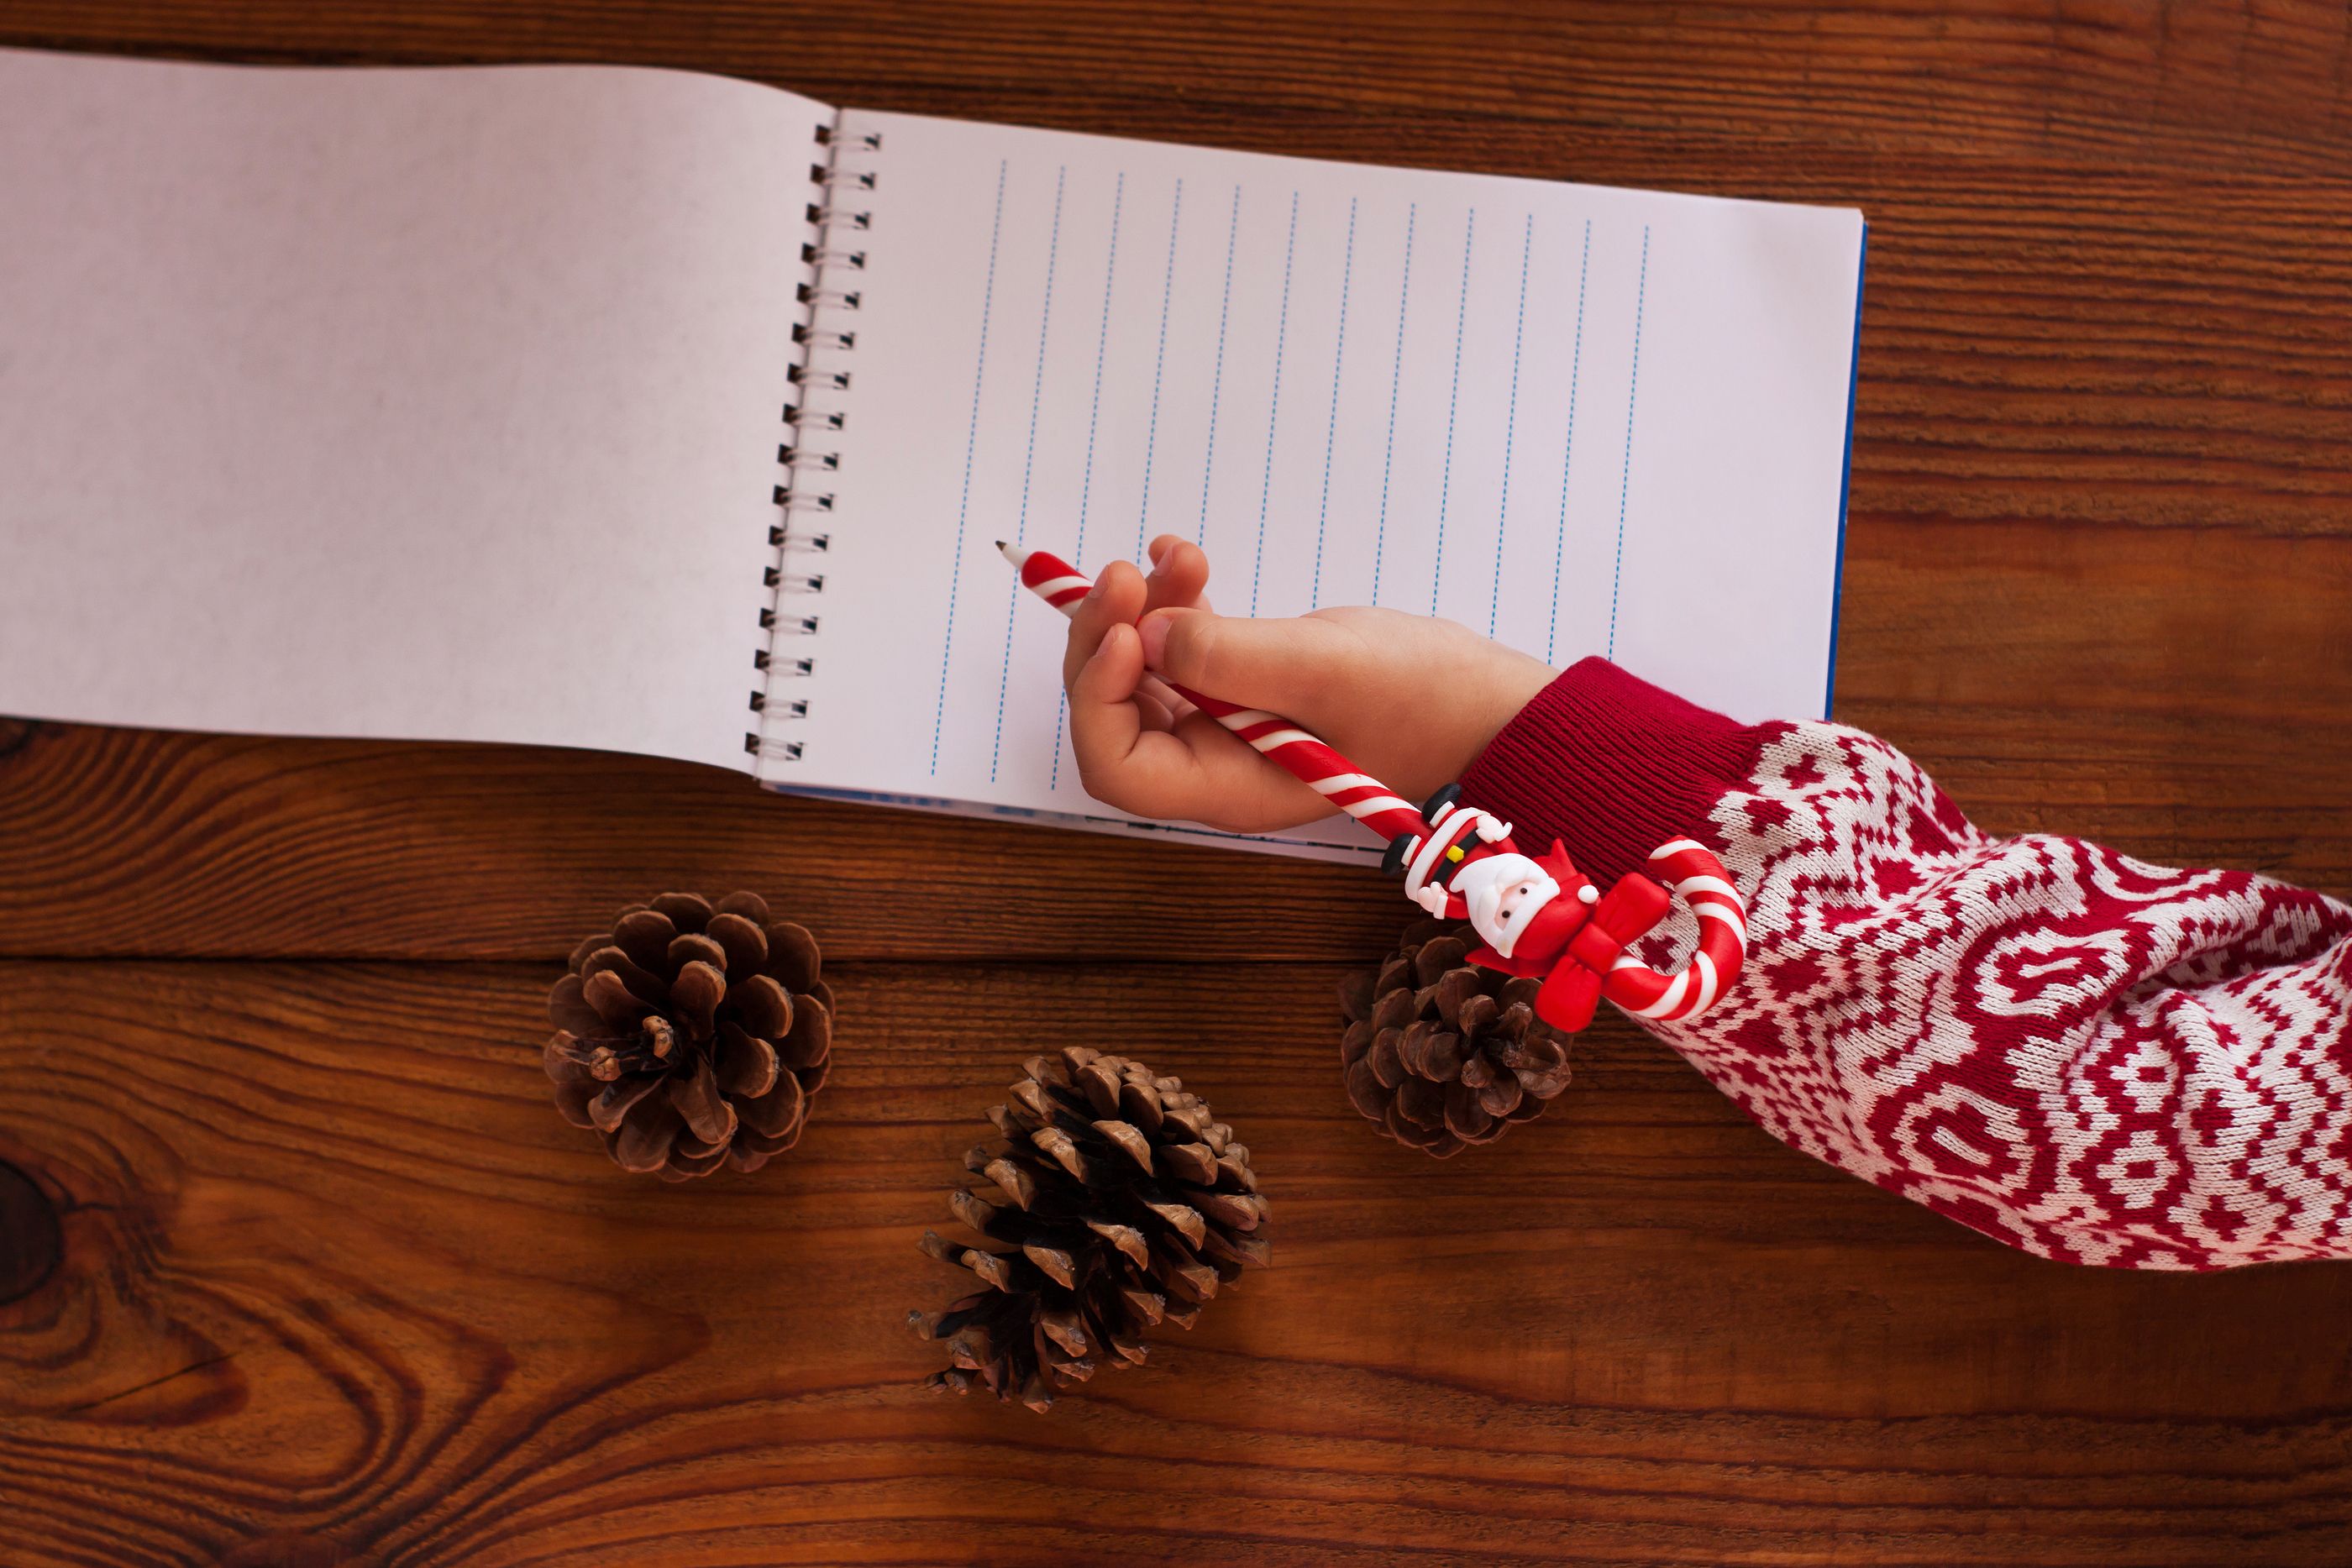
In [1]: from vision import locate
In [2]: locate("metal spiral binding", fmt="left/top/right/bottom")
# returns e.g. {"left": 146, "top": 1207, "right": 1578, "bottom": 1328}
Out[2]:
{"left": 747, "top": 118, "right": 881, "bottom": 768}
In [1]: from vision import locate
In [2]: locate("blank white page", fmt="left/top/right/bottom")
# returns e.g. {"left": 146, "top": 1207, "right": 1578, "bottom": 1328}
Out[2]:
{"left": 786, "top": 112, "right": 1863, "bottom": 857}
{"left": 0, "top": 51, "right": 822, "bottom": 771}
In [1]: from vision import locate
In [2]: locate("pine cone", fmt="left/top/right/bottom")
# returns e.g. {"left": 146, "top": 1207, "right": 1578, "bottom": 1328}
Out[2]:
{"left": 1339, "top": 918, "right": 1572, "bottom": 1156}
{"left": 910, "top": 1046, "right": 1271, "bottom": 1412}
{"left": 543, "top": 891, "right": 832, "bottom": 1181}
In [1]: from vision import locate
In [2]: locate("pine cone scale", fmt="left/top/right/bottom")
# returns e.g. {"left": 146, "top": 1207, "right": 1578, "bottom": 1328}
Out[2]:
{"left": 610, "top": 1099, "right": 681, "bottom": 1172}
{"left": 580, "top": 969, "right": 645, "bottom": 1025}
{"left": 765, "top": 922, "right": 822, "bottom": 993}
{"left": 612, "top": 910, "right": 675, "bottom": 970}
{"left": 548, "top": 978, "right": 606, "bottom": 1040}
{"left": 730, "top": 974, "right": 793, "bottom": 1039}
{"left": 703, "top": 911, "right": 768, "bottom": 978}
{"left": 659, "top": 927, "right": 715, "bottom": 967}
{"left": 1424, "top": 1031, "right": 1465, "bottom": 1083}
{"left": 650, "top": 891, "right": 713, "bottom": 929}
{"left": 775, "top": 994, "right": 831, "bottom": 1070}
{"left": 1444, "top": 1085, "right": 1492, "bottom": 1142}
{"left": 711, "top": 1024, "right": 778, "bottom": 1098}
{"left": 552, "top": 1081, "right": 597, "bottom": 1130}
{"left": 671, "top": 962, "right": 725, "bottom": 1036}
{"left": 667, "top": 1058, "right": 731, "bottom": 1144}
{"left": 669, "top": 1144, "right": 729, "bottom": 1180}
{"left": 1479, "top": 1073, "right": 1523, "bottom": 1120}
{"left": 734, "top": 1070, "right": 806, "bottom": 1140}
{"left": 591, "top": 1075, "right": 659, "bottom": 1132}
{"left": 584, "top": 946, "right": 669, "bottom": 1004}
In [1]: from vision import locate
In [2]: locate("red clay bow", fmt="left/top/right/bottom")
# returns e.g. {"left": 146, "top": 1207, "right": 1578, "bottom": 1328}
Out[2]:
{"left": 1466, "top": 842, "right": 1675, "bottom": 1033}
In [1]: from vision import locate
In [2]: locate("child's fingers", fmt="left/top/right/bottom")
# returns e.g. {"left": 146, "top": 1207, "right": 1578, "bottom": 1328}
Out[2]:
{"left": 1131, "top": 684, "right": 1178, "bottom": 732}
{"left": 1144, "top": 535, "right": 1211, "bottom": 615}
{"left": 1061, "top": 559, "right": 1148, "bottom": 693}
{"left": 1137, "top": 606, "right": 1369, "bottom": 729}
{"left": 1067, "top": 624, "right": 1200, "bottom": 819}
{"left": 1068, "top": 619, "right": 1144, "bottom": 736}
{"left": 1068, "top": 622, "right": 1308, "bottom": 826}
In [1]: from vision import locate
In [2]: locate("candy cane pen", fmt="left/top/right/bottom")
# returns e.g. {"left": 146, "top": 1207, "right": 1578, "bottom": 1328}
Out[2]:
{"left": 1000, "top": 541, "right": 1746, "bottom": 1032}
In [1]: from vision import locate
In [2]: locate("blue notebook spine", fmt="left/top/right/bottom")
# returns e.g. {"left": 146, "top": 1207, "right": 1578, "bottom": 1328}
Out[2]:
{"left": 1821, "top": 220, "right": 1867, "bottom": 722}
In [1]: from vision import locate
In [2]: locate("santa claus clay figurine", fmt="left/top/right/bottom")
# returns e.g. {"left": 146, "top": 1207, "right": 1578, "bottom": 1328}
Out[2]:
{"left": 1383, "top": 786, "right": 1689, "bottom": 1034}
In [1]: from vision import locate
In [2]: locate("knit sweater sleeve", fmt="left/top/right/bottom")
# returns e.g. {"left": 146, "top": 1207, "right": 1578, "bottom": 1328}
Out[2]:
{"left": 1460, "top": 658, "right": 2352, "bottom": 1270}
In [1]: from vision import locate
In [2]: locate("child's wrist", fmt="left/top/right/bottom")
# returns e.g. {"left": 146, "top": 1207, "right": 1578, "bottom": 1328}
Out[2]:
{"left": 1460, "top": 648, "right": 1557, "bottom": 776}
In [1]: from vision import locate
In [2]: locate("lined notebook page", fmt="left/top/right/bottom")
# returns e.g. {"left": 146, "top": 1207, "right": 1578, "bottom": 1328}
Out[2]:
{"left": 0, "top": 52, "right": 821, "bottom": 772}
{"left": 781, "top": 113, "right": 1864, "bottom": 856}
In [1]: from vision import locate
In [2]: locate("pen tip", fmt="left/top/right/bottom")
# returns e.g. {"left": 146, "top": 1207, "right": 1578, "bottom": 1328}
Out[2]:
{"left": 995, "top": 539, "right": 1026, "bottom": 568}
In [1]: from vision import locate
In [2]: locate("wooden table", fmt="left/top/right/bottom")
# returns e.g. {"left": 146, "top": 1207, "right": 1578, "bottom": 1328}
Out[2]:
{"left": 4, "top": 3, "right": 2350, "bottom": 1563}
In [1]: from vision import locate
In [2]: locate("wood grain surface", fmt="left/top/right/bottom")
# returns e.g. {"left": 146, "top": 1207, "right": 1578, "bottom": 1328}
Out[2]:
{"left": 3, "top": 3, "right": 2350, "bottom": 1563}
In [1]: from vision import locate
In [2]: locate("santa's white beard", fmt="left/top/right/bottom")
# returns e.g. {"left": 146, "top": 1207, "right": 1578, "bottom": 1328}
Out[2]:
{"left": 1451, "top": 853, "right": 1558, "bottom": 958}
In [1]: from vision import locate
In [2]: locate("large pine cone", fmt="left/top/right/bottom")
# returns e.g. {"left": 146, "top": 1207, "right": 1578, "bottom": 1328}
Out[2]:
{"left": 543, "top": 891, "right": 832, "bottom": 1181}
{"left": 1340, "top": 919, "right": 1572, "bottom": 1157}
{"left": 910, "top": 1046, "right": 1271, "bottom": 1412}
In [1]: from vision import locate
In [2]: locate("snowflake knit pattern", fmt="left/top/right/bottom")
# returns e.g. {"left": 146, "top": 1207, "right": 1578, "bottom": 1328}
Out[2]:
{"left": 1462, "top": 659, "right": 2352, "bottom": 1269}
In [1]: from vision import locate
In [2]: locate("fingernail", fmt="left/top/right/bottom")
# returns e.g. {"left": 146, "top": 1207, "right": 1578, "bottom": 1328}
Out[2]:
{"left": 1138, "top": 613, "right": 1171, "bottom": 669}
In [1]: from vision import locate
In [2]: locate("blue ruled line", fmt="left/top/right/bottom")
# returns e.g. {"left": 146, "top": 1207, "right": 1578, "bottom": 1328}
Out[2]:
{"left": 1250, "top": 191, "right": 1300, "bottom": 616}
{"left": 1072, "top": 173, "right": 1124, "bottom": 569}
{"left": 1053, "top": 172, "right": 1126, "bottom": 790}
{"left": 1133, "top": 179, "right": 1182, "bottom": 559}
{"left": 1546, "top": 218, "right": 1590, "bottom": 664}
{"left": 1430, "top": 208, "right": 1475, "bottom": 615}
{"left": 1197, "top": 185, "right": 1242, "bottom": 543}
{"left": 1488, "top": 212, "right": 1532, "bottom": 637}
{"left": 928, "top": 158, "right": 1007, "bottom": 775}
{"left": 988, "top": 165, "right": 1066, "bottom": 784}
{"left": 1369, "top": 202, "right": 1415, "bottom": 606}
{"left": 1310, "top": 197, "right": 1356, "bottom": 606}
{"left": 1607, "top": 224, "right": 1649, "bottom": 661}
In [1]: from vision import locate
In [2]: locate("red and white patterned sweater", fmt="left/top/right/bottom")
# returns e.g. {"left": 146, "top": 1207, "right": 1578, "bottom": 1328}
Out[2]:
{"left": 1459, "top": 658, "right": 2352, "bottom": 1270}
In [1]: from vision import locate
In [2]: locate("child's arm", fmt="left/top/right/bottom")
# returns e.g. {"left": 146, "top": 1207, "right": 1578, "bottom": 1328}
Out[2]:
{"left": 1068, "top": 539, "right": 2352, "bottom": 1270}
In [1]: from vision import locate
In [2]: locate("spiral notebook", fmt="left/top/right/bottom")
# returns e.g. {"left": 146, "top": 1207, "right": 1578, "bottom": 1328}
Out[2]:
{"left": 0, "top": 49, "right": 1866, "bottom": 861}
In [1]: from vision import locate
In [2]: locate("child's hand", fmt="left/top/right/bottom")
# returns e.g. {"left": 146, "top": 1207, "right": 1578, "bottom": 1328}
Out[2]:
{"left": 1062, "top": 534, "right": 1555, "bottom": 833}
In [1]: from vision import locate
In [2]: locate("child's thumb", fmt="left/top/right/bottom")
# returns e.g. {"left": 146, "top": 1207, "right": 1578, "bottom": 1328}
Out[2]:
{"left": 1137, "top": 607, "right": 1361, "bottom": 720}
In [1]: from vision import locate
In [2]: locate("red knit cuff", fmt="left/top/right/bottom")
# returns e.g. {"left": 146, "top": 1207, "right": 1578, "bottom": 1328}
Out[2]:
{"left": 1458, "top": 658, "right": 1769, "bottom": 887}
